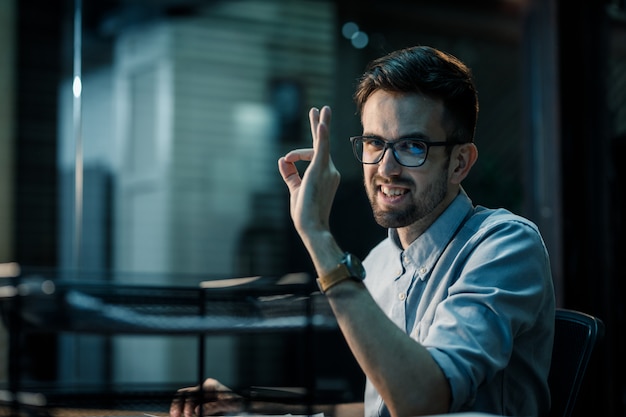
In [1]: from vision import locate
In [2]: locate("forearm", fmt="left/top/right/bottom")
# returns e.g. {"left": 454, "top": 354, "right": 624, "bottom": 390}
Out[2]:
{"left": 298, "top": 229, "right": 449, "bottom": 415}
{"left": 325, "top": 281, "right": 450, "bottom": 417}
{"left": 299, "top": 229, "right": 344, "bottom": 277}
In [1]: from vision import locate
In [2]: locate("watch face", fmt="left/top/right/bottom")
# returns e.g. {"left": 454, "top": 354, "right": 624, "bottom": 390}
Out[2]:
{"left": 346, "top": 253, "right": 366, "bottom": 280}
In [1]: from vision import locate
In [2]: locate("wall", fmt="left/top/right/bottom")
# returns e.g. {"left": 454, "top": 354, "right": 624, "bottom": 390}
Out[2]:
{"left": 0, "top": 0, "right": 15, "bottom": 383}
{"left": 0, "top": 0, "right": 15, "bottom": 263}
{"left": 55, "top": 0, "right": 338, "bottom": 388}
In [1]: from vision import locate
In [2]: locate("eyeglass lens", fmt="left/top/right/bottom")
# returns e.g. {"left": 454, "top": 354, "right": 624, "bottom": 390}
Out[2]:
{"left": 354, "top": 138, "right": 428, "bottom": 167}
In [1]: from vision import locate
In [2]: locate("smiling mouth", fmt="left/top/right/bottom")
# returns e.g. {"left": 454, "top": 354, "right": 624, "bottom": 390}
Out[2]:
{"left": 380, "top": 185, "right": 408, "bottom": 197}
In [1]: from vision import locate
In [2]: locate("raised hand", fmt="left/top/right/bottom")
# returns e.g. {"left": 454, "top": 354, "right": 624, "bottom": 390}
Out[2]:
{"left": 278, "top": 106, "right": 340, "bottom": 238}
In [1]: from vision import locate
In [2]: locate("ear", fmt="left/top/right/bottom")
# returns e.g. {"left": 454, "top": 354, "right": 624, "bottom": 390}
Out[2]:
{"left": 448, "top": 143, "right": 478, "bottom": 185}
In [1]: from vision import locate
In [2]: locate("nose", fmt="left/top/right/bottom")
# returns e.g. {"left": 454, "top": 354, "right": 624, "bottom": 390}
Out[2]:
{"left": 377, "top": 146, "right": 402, "bottom": 177}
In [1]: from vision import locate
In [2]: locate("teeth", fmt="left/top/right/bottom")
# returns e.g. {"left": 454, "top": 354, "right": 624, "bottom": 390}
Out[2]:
{"left": 381, "top": 186, "right": 406, "bottom": 196}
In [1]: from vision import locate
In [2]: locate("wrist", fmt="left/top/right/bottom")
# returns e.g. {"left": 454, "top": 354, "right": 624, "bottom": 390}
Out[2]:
{"left": 300, "top": 230, "right": 344, "bottom": 276}
{"left": 316, "top": 252, "right": 366, "bottom": 294}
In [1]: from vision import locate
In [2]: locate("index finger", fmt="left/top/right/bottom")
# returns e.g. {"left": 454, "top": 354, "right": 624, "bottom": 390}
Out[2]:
{"left": 310, "top": 106, "right": 332, "bottom": 165}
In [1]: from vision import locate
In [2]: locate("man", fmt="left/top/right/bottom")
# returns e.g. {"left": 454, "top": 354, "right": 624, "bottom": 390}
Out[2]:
{"left": 171, "top": 45, "right": 555, "bottom": 417}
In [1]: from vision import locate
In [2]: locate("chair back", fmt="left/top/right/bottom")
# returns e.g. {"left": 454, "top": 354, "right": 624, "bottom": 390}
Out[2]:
{"left": 548, "top": 308, "right": 605, "bottom": 417}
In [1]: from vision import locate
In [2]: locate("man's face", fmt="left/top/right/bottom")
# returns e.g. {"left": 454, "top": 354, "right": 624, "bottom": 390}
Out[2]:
{"left": 361, "top": 90, "right": 453, "bottom": 230}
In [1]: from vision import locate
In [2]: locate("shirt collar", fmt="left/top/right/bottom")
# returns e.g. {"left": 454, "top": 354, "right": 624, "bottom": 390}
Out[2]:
{"left": 388, "top": 188, "right": 474, "bottom": 279}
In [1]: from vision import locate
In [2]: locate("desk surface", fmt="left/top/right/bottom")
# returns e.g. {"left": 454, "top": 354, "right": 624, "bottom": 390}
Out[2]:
{"left": 1, "top": 406, "right": 503, "bottom": 417}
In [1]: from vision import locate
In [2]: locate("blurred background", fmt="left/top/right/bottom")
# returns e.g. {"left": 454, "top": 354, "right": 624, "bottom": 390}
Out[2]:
{"left": 0, "top": 0, "right": 625, "bottom": 415}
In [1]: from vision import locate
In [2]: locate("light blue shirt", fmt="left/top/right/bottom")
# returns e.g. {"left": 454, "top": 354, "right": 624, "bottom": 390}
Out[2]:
{"left": 362, "top": 190, "right": 555, "bottom": 416}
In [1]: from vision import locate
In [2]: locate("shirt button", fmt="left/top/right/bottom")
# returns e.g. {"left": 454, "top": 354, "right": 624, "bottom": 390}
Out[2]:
{"left": 398, "top": 292, "right": 406, "bottom": 301}
{"left": 419, "top": 267, "right": 428, "bottom": 275}
{"left": 411, "top": 326, "right": 420, "bottom": 338}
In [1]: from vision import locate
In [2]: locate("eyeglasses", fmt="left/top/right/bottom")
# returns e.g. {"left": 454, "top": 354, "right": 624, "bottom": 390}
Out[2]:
{"left": 350, "top": 136, "right": 453, "bottom": 168}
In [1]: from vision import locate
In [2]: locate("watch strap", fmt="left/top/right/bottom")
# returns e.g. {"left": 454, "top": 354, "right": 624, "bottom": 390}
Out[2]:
{"left": 317, "top": 263, "right": 352, "bottom": 293}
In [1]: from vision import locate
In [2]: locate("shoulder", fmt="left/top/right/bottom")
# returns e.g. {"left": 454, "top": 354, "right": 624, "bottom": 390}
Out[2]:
{"left": 464, "top": 206, "right": 545, "bottom": 245}
{"left": 453, "top": 206, "right": 553, "bottom": 295}
{"left": 471, "top": 205, "right": 539, "bottom": 229}
{"left": 453, "top": 206, "right": 552, "bottom": 288}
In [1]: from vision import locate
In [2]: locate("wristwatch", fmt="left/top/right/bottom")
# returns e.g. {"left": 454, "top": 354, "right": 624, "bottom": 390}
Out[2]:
{"left": 316, "top": 252, "right": 366, "bottom": 294}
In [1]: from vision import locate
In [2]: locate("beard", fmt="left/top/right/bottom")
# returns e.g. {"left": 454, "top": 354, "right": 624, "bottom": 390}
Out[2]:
{"left": 366, "top": 166, "right": 449, "bottom": 229}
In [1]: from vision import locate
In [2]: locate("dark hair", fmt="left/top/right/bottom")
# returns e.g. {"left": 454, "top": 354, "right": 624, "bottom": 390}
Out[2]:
{"left": 354, "top": 46, "right": 478, "bottom": 144}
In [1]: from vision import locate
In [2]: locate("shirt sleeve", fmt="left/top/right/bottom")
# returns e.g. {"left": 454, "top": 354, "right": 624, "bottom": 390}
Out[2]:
{"left": 423, "top": 214, "right": 554, "bottom": 412}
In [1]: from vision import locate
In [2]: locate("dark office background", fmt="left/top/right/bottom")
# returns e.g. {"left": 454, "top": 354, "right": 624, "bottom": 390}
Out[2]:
{"left": 4, "top": 0, "right": 626, "bottom": 415}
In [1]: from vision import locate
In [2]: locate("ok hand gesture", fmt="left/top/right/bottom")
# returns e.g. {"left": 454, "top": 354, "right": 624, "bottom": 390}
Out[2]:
{"left": 278, "top": 106, "right": 340, "bottom": 239}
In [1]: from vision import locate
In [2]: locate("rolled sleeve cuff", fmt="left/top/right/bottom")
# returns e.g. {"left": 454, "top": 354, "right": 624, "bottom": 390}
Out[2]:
{"left": 427, "top": 346, "right": 473, "bottom": 412}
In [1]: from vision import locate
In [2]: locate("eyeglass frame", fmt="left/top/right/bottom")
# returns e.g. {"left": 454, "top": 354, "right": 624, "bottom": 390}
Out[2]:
{"left": 349, "top": 135, "right": 458, "bottom": 168}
